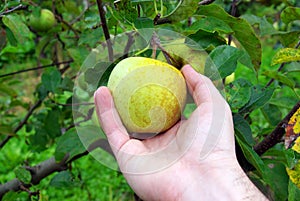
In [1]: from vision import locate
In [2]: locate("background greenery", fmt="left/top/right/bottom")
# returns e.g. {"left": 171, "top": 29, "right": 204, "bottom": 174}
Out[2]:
{"left": 0, "top": 0, "right": 300, "bottom": 200}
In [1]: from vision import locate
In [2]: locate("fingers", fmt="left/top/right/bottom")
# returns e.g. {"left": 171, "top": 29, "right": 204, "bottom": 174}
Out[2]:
{"left": 181, "top": 65, "right": 224, "bottom": 106}
{"left": 94, "top": 86, "right": 130, "bottom": 155}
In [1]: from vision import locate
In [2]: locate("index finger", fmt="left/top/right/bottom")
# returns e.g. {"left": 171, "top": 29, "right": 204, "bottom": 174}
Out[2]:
{"left": 94, "top": 86, "right": 130, "bottom": 155}
{"left": 181, "top": 65, "right": 225, "bottom": 106}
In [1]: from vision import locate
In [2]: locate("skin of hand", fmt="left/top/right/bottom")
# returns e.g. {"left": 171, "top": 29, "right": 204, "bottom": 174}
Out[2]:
{"left": 94, "top": 65, "right": 268, "bottom": 201}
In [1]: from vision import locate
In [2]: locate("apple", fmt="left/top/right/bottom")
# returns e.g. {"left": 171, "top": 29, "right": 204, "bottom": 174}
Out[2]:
{"left": 107, "top": 57, "right": 187, "bottom": 135}
{"left": 29, "top": 9, "right": 56, "bottom": 32}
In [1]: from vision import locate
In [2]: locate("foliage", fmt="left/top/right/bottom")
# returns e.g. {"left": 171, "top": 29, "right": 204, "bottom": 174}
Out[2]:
{"left": 0, "top": 0, "right": 300, "bottom": 200}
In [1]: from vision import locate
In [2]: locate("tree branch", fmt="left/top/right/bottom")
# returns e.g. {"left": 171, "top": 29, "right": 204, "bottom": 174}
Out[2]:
{"left": 0, "top": 60, "right": 73, "bottom": 78}
{"left": 254, "top": 101, "right": 300, "bottom": 155}
{"left": 96, "top": 0, "right": 114, "bottom": 62}
{"left": 0, "top": 4, "right": 28, "bottom": 16}
{"left": 198, "top": 0, "right": 216, "bottom": 5}
{"left": 0, "top": 139, "right": 112, "bottom": 199}
{"left": 0, "top": 99, "right": 43, "bottom": 149}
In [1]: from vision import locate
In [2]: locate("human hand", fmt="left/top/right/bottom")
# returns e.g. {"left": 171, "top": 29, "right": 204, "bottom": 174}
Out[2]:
{"left": 94, "top": 65, "right": 268, "bottom": 201}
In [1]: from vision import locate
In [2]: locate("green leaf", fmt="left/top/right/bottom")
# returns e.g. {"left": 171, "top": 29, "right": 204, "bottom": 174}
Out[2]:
{"left": 233, "top": 113, "right": 255, "bottom": 146}
{"left": 197, "top": 4, "right": 261, "bottom": 71}
{"left": 271, "top": 48, "right": 300, "bottom": 66}
{"left": 240, "top": 85, "right": 274, "bottom": 114}
{"left": 67, "top": 47, "right": 89, "bottom": 67}
{"left": 281, "top": 6, "right": 300, "bottom": 24}
{"left": 288, "top": 179, "right": 300, "bottom": 201}
{"left": 226, "top": 78, "right": 252, "bottom": 112}
{"left": 205, "top": 45, "right": 244, "bottom": 79}
{"left": 134, "top": 17, "right": 154, "bottom": 29}
{"left": 167, "top": 0, "right": 199, "bottom": 22}
{"left": 185, "top": 30, "right": 226, "bottom": 51}
{"left": 261, "top": 103, "right": 282, "bottom": 126}
{"left": 259, "top": 16, "right": 282, "bottom": 36}
{"left": 14, "top": 166, "right": 32, "bottom": 184}
{"left": 2, "top": 191, "right": 28, "bottom": 201}
{"left": 2, "top": 14, "right": 30, "bottom": 44}
{"left": 5, "top": 27, "right": 17, "bottom": 46}
{"left": 286, "top": 162, "right": 300, "bottom": 189}
{"left": 45, "top": 109, "right": 61, "bottom": 138}
{"left": 264, "top": 160, "right": 289, "bottom": 201}
{"left": 50, "top": 171, "right": 80, "bottom": 188}
{"left": 41, "top": 68, "right": 62, "bottom": 93}
{"left": 263, "top": 70, "right": 295, "bottom": 88}
{"left": 186, "top": 16, "right": 233, "bottom": 35}
{"left": 278, "top": 31, "right": 300, "bottom": 48}
{"left": 236, "top": 135, "right": 265, "bottom": 176}
{"left": 55, "top": 128, "right": 86, "bottom": 162}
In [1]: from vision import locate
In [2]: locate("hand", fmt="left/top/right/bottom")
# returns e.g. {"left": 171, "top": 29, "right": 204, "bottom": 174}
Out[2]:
{"left": 94, "top": 65, "right": 268, "bottom": 201}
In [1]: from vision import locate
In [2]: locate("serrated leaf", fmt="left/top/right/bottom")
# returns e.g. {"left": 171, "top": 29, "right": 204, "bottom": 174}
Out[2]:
{"left": 205, "top": 45, "right": 244, "bottom": 79}
{"left": 281, "top": 6, "right": 300, "bottom": 25}
{"left": 55, "top": 128, "right": 86, "bottom": 162}
{"left": 263, "top": 70, "right": 295, "bottom": 88}
{"left": 197, "top": 4, "right": 261, "bottom": 71}
{"left": 2, "top": 14, "right": 30, "bottom": 44}
{"left": 286, "top": 162, "right": 300, "bottom": 189}
{"left": 225, "top": 78, "right": 252, "bottom": 112}
{"left": 186, "top": 16, "right": 233, "bottom": 35}
{"left": 167, "top": 0, "right": 199, "bottom": 22}
{"left": 271, "top": 48, "right": 300, "bottom": 66}
{"left": 14, "top": 166, "right": 32, "bottom": 184}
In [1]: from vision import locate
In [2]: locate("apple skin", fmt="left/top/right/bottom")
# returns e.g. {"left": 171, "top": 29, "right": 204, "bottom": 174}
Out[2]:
{"left": 29, "top": 9, "right": 56, "bottom": 32}
{"left": 107, "top": 57, "right": 187, "bottom": 135}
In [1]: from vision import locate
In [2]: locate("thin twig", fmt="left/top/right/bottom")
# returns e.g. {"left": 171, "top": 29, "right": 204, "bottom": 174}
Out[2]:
{"left": 254, "top": 101, "right": 300, "bottom": 156}
{"left": 55, "top": 14, "right": 80, "bottom": 38}
{"left": 0, "top": 100, "right": 42, "bottom": 149}
{"left": 96, "top": 0, "right": 114, "bottom": 62}
{"left": 0, "top": 60, "right": 73, "bottom": 78}
{"left": 0, "top": 4, "right": 28, "bottom": 16}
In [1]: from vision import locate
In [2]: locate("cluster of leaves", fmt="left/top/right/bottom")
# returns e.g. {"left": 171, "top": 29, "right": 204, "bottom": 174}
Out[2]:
{"left": 0, "top": 0, "right": 300, "bottom": 200}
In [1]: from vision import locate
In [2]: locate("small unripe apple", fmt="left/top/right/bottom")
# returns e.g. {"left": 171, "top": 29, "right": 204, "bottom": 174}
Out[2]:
{"left": 29, "top": 9, "right": 56, "bottom": 32}
{"left": 107, "top": 57, "right": 187, "bottom": 135}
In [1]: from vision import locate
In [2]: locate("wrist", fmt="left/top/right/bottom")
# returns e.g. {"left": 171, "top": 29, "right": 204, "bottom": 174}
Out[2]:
{"left": 179, "top": 160, "right": 268, "bottom": 201}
